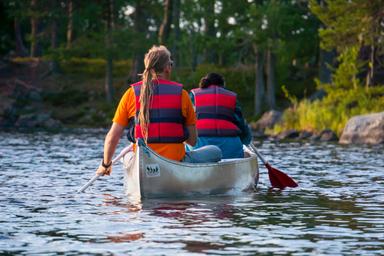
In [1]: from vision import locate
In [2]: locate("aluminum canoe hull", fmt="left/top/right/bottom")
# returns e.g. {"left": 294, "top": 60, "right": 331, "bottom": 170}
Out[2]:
{"left": 123, "top": 145, "right": 259, "bottom": 199}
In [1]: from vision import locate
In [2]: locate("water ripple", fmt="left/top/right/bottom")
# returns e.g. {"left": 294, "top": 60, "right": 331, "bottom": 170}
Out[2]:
{"left": 0, "top": 131, "right": 383, "bottom": 255}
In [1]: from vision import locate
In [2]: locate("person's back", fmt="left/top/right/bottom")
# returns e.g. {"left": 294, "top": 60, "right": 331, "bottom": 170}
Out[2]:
{"left": 130, "top": 78, "right": 189, "bottom": 161}
{"left": 189, "top": 73, "right": 251, "bottom": 159}
{"left": 96, "top": 46, "right": 221, "bottom": 178}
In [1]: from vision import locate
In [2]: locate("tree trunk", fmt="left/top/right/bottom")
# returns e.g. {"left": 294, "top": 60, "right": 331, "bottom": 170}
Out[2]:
{"left": 365, "top": 44, "right": 374, "bottom": 89}
{"left": 158, "top": 0, "right": 172, "bottom": 45}
{"left": 204, "top": 0, "right": 215, "bottom": 63}
{"left": 253, "top": 44, "right": 265, "bottom": 116}
{"left": 266, "top": 47, "right": 276, "bottom": 110}
{"left": 66, "top": 0, "right": 73, "bottom": 49}
{"left": 30, "top": 0, "right": 38, "bottom": 57}
{"left": 171, "top": 0, "right": 180, "bottom": 65}
{"left": 14, "top": 19, "right": 28, "bottom": 57}
{"left": 105, "top": 0, "right": 114, "bottom": 103}
{"left": 50, "top": 19, "right": 60, "bottom": 73}
{"left": 191, "top": 37, "right": 198, "bottom": 71}
{"left": 128, "top": 0, "right": 146, "bottom": 83}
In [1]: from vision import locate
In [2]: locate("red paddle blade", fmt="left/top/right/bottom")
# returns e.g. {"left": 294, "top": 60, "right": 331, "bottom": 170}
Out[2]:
{"left": 265, "top": 163, "right": 298, "bottom": 189}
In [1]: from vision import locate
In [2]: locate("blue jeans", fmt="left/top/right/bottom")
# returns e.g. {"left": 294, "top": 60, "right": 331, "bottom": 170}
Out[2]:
{"left": 183, "top": 145, "right": 222, "bottom": 163}
{"left": 187, "top": 136, "right": 244, "bottom": 159}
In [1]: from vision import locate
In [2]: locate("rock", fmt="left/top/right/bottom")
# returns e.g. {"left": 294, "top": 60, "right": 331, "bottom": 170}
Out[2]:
{"left": 339, "top": 112, "right": 384, "bottom": 144}
{"left": 0, "top": 95, "right": 14, "bottom": 115}
{"left": 310, "top": 133, "right": 321, "bottom": 141}
{"left": 277, "top": 129, "right": 299, "bottom": 140}
{"left": 28, "top": 90, "right": 42, "bottom": 102}
{"left": 319, "top": 129, "right": 338, "bottom": 142}
{"left": 298, "top": 130, "right": 313, "bottom": 140}
{"left": 15, "top": 112, "right": 52, "bottom": 128}
{"left": 35, "top": 113, "right": 51, "bottom": 123}
{"left": 22, "top": 105, "right": 38, "bottom": 113}
{"left": 15, "top": 113, "right": 38, "bottom": 128}
{"left": 3, "top": 105, "right": 18, "bottom": 124}
{"left": 251, "top": 110, "right": 282, "bottom": 131}
{"left": 252, "top": 129, "right": 267, "bottom": 139}
{"left": 43, "top": 118, "right": 62, "bottom": 129}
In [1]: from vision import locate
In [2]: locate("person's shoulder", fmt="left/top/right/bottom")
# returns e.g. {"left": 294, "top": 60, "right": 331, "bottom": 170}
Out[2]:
{"left": 222, "top": 87, "right": 237, "bottom": 96}
{"left": 181, "top": 89, "right": 190, "bottom": 96}
{"left": 181, "top": 90, "right": 193, "bottom": 104}
{"left": 122, "top": 86, "right": 134, "bottom": 93}
{"left": 160, "top": 79, "right": 183, "bottom": 87}
{"left": 190, "top": 87, "right": 199, "bottom": 93}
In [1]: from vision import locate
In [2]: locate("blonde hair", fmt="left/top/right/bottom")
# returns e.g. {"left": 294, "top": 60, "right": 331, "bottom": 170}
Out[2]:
{"left": 139, "top": 45, "right": 172, "bottom": 143}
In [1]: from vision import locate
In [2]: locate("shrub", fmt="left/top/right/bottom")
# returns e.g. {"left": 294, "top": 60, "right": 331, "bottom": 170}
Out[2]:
{"left": 272, "top": 86, "right": 384, "bottom": 136}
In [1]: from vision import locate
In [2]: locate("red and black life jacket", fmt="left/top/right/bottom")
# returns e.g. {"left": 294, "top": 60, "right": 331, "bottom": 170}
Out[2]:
{"left": 132, "top": 79, "right": 187, "bottom": 143}
{"left": 191, "top": 85, "right": 240, "bottom": 137}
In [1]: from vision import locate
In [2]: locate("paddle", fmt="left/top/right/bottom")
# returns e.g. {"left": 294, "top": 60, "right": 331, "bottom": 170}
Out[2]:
{"left": 77, "top": 144, "right": 133, "bottom": 193}
{"left": 247, "top": 142, "right": 298, "bottom": 189}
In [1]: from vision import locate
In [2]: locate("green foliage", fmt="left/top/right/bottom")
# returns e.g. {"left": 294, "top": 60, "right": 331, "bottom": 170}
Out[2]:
{"left": 272, "top": 86, "right": 384, "bottom": 136}
{"left": 281, "top": 85, "right": 298, "bottom": 109}
{"left": 310, "top": 0, "right": 383, "bottom": 52}
{"left": 331, "top": 46, "right": 363, "bottom": 90}
{"left": 60, "top": 58, "right": 131, "bottom": 78}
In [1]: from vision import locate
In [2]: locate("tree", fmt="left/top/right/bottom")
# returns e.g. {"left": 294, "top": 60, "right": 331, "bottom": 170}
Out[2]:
{"left": 128, "top": 0, "right": 148, "bottom": 83}
{"left": 104, "top": 0, "right": 115, "bottom": 103}
{"left": 310, "top": 0, "right": 384, "bottom": 88}
{"left": 203, "top": 0, "right": 215, "bottom": 63}
{"left": 253, "top": 44, "right": 265, "bottom": 115}
{"left": 14, "top": 19, "right": 28, "bottom": 57}
{"left": 30, "top": 0, "right": 39, "bottom": 57}
{"left": 245, "top": 0, "right": 320, "bottom": 113}
{"left": 171, "top": 0, "right": 180, "bottom": 64}
{"left": 66, "top": 0, "right": 73, "bottom": 49}
{"left": 47, "top": 0, "right": 63, "bottom": 74}
{"left": 158, "top": 0, "right": 172, "bottom": 45}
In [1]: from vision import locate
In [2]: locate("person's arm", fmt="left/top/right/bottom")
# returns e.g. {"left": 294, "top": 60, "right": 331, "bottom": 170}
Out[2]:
{"left": 96, "top": 88, "right": 135, "bottom": 175}
{"left": 185, "top": 125, "right": 197, "bottom": 146}
{"left": 96, "top": 88, "right": 133, "bottom": 176}
{"left": 182, "top": 90, "right": 197, "bottom": 146}
{"left": 189, "top": 91, "right": 196, "bottom": 110}
{"left": 96, "top": 122, "right": 125, "bottom": 176}
{"left": 234, "top": 100, "right": 252, "bottom": 145}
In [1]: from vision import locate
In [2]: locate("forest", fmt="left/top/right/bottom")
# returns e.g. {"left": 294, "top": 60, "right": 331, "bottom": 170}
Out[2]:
{"left": 0, "top": 0, "right": 383, "bottom": 135}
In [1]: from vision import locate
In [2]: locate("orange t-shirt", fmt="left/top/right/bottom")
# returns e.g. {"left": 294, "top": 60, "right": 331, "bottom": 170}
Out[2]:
{"left": 112, "top": 86, "right": 196, "bottom": 161}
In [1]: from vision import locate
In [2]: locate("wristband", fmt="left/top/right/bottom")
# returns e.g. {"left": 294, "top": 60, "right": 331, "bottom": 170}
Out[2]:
{"left": 102, "top": 160, "right": 112, "bottom": 168}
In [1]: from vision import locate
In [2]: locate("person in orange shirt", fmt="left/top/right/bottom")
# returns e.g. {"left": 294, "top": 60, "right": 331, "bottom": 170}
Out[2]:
{"left": 96, "top": 45, "right": 221, "bottom": 176}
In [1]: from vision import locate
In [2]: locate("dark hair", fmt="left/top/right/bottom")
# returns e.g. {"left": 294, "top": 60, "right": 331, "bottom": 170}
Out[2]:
{"left": 199, "top": 73, "right": 225, "bottom": 89}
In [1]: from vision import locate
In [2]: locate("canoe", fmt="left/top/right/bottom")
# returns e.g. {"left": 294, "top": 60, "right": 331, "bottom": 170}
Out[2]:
{"left": 122, "top": 143, "right": 259, "bottom": 199}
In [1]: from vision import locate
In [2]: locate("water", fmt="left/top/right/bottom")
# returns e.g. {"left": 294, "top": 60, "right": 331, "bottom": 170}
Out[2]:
{"left": 1, "top": 130, "right": 383, "bottom": 255}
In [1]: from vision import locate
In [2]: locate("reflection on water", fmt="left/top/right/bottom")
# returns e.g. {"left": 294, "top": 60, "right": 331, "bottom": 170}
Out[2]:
{"left": 0, "top": 130, "right": 383, "bottom": 255}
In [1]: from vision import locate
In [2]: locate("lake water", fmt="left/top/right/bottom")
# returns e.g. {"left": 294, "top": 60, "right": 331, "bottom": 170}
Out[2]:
{"left": 1, "top": 130, "right": 383, "bottom": 255}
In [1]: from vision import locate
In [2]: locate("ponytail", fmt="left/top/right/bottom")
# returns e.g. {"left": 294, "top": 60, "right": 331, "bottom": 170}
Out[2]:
{"left": 138, "top": 45, "right": 171, "bottom": 143}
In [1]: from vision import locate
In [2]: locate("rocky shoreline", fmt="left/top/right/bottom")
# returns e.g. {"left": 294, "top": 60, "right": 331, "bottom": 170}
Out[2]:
{"left": 250, "top": 110, "right": 384, "bottom": 145}
{"left": 0, "top": 80, "right": 62, "bottom": 131}
{"left": 253, "top": 128, "right": 339, "bottom": 142}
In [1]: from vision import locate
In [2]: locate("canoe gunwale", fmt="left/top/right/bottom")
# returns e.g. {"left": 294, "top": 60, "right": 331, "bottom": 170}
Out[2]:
{"left": 139, "top": 143, "right": 258, "bottom": 167}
